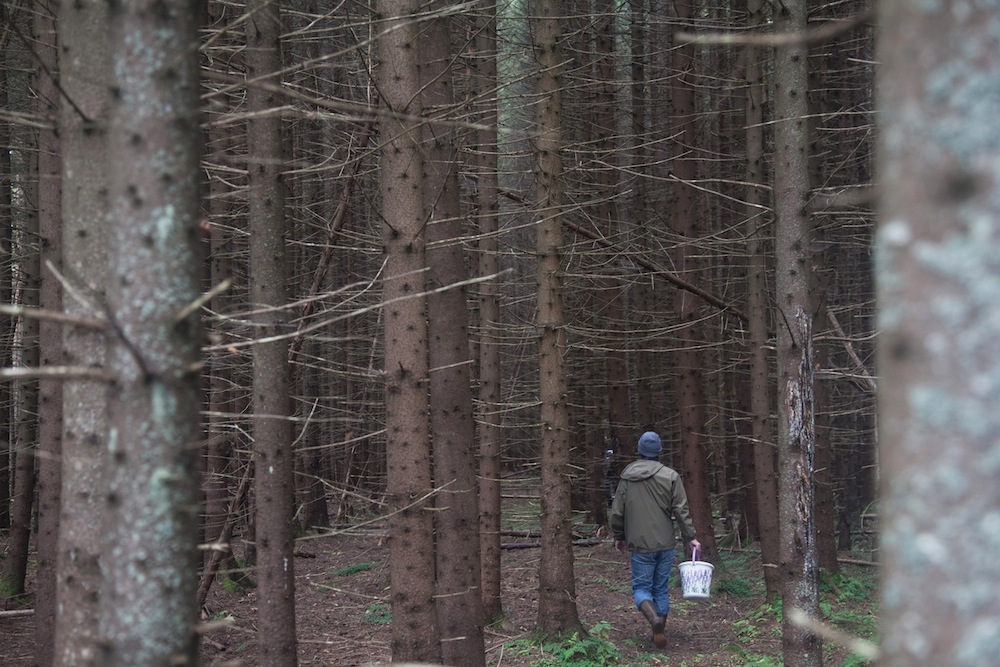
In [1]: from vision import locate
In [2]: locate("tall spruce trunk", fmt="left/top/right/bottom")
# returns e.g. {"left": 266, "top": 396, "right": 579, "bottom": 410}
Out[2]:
{"left": 629, "top": 0, "right": 655, "bottom": 430}
{"left": 0, "top": 1, "right": 12, "bottom": 536}
{"left": 202, "top": 0, "right": 240, "bottom": 569}
{"left": 245, "top": 1, "right": 299, "bottom": 664}
{"left": 592, "top": 0, "right": 629, "bottom": 461}
{"left": 375, "top": 0, "right": 441, "bottom": 660}
{"left": 672, "top": 0, "right": 717, "bottom": 562}
{"left": 533, "top": 0, "right": 582, "bottom": 635}
{"left": 773, "top": 0, "right": 822, "bottom": 664}
{"left": 745, "top": 0, "right": 781, "bottom": 597}
{"left": 32, "top": 3, "right": 63, "bottom": 662}
{"left": 419, "top": 5, "right": 487, "bottom": 664}
{"left": 2, "top": 142, "right": 40, "bottom": 599}
{"left": 474, "top": 0, "right": 505, "bottom": 622}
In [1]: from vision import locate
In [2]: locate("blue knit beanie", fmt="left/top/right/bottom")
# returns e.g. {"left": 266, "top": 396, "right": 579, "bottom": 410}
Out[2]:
{"left": 637, "top": 431, "right": 662, "bottom": 458}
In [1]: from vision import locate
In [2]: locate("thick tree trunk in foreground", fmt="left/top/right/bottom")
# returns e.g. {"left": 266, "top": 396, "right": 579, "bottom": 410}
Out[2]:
{"left": 99, "top": 1, "right": 203, "bottom": 663}
{"left": 54, "top": 0, "right": 110, "bottom": 662}
{"left": 877, "top": 3, "right": 1000, "bottom": 665}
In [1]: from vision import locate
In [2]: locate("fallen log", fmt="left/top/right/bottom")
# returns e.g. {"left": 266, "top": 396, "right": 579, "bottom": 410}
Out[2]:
{"left": 501, "top": 538, "right": 603, "bottom": 550}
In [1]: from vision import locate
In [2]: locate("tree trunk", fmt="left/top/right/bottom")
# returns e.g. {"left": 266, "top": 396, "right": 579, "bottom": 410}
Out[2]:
{"left": 671, "top": 0, "right": 717, "bottom": 563}
{"left": 474, "top": 0, "right": 505, "bottom": 622}
{"left": 297, "top": 341, "right": 331, "bottom": 532}
{"left": 745, "top": 0, "right": 780, "bottom": 597}
{"left": 99, "top": 1, "right": 203, "bottom": 663}
{"left": 54, "top": 0, "right": 111, "bottom": 661}
{"left": 245, "top": 1, "right": 299, "bottom": 664}
{"left": 877, "top": 3, "right": 1000, "bottom": 664}
{"left": 0, "top": 0, "right": 12, "bottom": 537}
{"left": 202, "top": 0, "right": 240, "bottom": 571}
{"left": 33, "top": 3, "right": 63, "bottom": 662}
{"left": 1, "top": 136, "right": 39, "bottom": 599}
{"left": 807, "top": 35, "right": 839, "bottom": 577}
{"left": 629, "top": 0, "right": 656, "bottom": 432}
{"left": 591, "top": 0, "right": 630, "bottom": 472}
{"left": 773, "top": 0, "right": 822, "bottom": 664}
{"left": 419, "top": 6, "right": 487, "bottom": 664}
{"left": 375, "top": 0, "right": 441, "bottom": 660}
{"left": 533, "top": 0, "right": 582, "bottom": 635}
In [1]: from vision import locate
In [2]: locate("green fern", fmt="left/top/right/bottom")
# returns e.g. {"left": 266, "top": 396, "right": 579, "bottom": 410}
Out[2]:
{"left": 335, "top": 561, "right": 378, "bottom": 577}
{"left": 504, "top": 622, "right": 620, "bottom": 667}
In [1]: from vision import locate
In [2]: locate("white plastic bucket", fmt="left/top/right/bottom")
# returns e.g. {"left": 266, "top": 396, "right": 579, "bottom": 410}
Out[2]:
{"left": 679, "top": 547, "right": 714, "bottom": 599}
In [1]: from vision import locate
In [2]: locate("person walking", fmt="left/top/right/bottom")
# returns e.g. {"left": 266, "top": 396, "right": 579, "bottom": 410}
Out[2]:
{"left": 609, "top": 431, "right": 700, "bottom": 649}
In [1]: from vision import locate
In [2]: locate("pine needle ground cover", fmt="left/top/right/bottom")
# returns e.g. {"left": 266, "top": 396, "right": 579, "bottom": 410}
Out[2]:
{"left": 0, "top": 495, "right": 878, "bottom": 666}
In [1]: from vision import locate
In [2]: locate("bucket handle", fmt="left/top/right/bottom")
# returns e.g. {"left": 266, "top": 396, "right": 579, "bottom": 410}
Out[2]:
{"left": 691, "top": 546, "right": 699, "bottom": 562}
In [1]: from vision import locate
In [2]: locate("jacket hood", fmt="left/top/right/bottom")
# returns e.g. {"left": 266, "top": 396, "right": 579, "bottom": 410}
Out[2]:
{"left": 619, "top": 459, "right": 663, "bottom": 481}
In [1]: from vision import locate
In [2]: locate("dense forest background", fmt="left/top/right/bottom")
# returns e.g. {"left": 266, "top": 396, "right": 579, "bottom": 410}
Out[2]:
{"left": 5, "top": 0, "right": 990, "bottom": 665}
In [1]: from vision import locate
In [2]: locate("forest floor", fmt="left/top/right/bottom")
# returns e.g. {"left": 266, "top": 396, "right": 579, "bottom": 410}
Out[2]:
{"left": 0, "top": 478, "right": 878, "bottom": 667}
{"left": 0, "top": 480, "right": 879, "bottom": 666}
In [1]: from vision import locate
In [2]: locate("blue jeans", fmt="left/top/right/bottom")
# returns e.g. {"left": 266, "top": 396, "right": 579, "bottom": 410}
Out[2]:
{"left": 631, "top": 549, "right": 675, "bottom": 618}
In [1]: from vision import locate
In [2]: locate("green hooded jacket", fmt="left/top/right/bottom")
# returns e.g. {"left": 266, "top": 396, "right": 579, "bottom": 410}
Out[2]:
{"left": 609, "top": 459, "right": 697, "bottom": 552}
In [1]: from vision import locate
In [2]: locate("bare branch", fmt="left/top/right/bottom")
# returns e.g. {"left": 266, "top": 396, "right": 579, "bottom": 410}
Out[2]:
{"left": 827, "top": 307, "right": 877, "bottom": 393}
{"left": 0, "top": 303, "right": 106, "bottom": 330}
{"left": 788, "top": 607, "right": 879, "bottom": 661}
{"left": 0, "top": 366, "right": 114, "bottom": 382}
{"left": 175, "top": 277, "right": 233, "bottom": 323}
{"left": 677, "top": 9, "right": 874, "bottom": 47}
{"left": 45, "top": 260, "right": 105, "bottom": 320}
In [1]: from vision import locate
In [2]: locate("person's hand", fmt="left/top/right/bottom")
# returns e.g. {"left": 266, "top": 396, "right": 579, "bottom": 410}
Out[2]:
{"left": 614, "top": 539, "right": 627, "bottom": 554}
{"left": 690, "top": 539, "right": 701, "bottom": 552}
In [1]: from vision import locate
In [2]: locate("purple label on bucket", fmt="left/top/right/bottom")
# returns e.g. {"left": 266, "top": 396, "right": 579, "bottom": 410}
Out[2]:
{"left": 680, "top": 561, "right": 714, "bottom": 599}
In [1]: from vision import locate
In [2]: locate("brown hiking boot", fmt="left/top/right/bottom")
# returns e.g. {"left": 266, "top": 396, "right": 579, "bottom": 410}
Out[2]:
{"left": 639, "top": 599, "right": 666, "bottom": 649}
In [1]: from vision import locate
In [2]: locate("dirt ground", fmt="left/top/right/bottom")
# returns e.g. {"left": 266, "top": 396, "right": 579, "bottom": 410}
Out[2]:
{"left": 0, "top": 528, "right": 875, "bottom": 666}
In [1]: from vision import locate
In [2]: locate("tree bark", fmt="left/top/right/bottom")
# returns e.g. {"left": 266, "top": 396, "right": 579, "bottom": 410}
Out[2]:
{"left": 54, "top": 0, "right": 111, "bottom": 661}
{"left": 1, "top": 122, "right": 40, "bottom": 599}
{"left": 807, "top": 29, "right": 839, "bottom": 576}
{"left": 202, "top": 0, "right": 240, "bottom": 571}
{"left": 245, "top": 1, "right": 299, "bottom": 663}
{"left": 591, "top": 0, "right": 630, "bottom": 466}
{"left": 418, "top": 6, "right": 488, "bottom": 664}
{"left": 877, "top": 3, "right": 1000, "bottom": 664}
{"left": 745, "top": 0, "right": 781, "bottom": 597}
{"left": 32, "top": 3, "right": 62, "bottom": 662}
{"left": 533, "top": 0, "right": 582, "bottom": 635}
{"left": 473, "top": 0, "right": 505, "bottom": 622}
{"left": 672, "top": 0, "right": 717, "bottom": 563}
{"left": 375, "top": 0, "right": 441, "bottom": 660}
{"left": 0, "top": 0, "right": 12, "bottom": 536}
{"left": 773, "top": 0, "right": 822, "bottom": 664}
{"left": 99, "top": 1, "right": 203, "bottom": 663}
{"left": 629, "top": 0, "right": 656, "bottom": 432}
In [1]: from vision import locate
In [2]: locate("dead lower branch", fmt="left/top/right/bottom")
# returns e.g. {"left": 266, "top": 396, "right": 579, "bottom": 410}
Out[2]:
{"left": 0, "top": 366, "right": 113, "bottom": 382}
{"left": 677, "top": 9, "right": 874, "bottom": 47}
{"left": 0, "top": 303, "right": 106, "bottom": 330}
